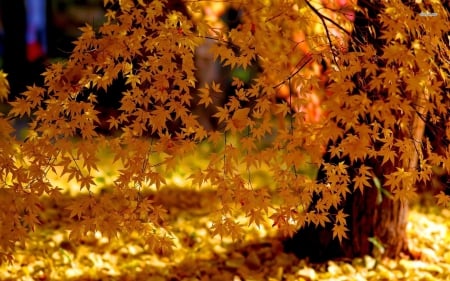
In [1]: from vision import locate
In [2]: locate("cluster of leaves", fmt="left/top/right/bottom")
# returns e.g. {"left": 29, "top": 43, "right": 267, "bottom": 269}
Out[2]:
{"left": 0, "top": 0, "right": 448, "bottom": 263}
{"left": 323, "top": 0, "right": 449, "bottom": 204}
{"left": 2, "top": 188, "right": 450, "bottom": 280}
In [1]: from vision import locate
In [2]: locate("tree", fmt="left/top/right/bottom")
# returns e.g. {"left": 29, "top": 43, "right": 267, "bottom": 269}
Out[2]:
{"left": 0, "top": 0, "right": 448, "bottom": 264}
{"left": 285, "top": 0, "right": 449, "bottom": 261}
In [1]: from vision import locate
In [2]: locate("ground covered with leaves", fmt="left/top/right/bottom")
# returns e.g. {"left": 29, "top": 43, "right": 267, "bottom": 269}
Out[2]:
{"left": 1, "top": 186, "right": 449, "bottom": 281}
{"left": 0, "top": 136, "right": 447, "bottom": 281}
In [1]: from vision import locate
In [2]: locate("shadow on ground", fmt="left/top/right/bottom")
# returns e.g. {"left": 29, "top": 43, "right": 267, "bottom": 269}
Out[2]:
{"left": 4, "top": 186, "right": 305, "bottom": 281}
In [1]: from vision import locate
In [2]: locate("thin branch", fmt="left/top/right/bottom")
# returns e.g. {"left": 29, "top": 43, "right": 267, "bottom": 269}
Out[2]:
{"left": 304, "top": 0, "right": 352, "bottom": 37}
{"left": 272, "top": 55, "right": 313, "bottom": 89}
{"left": 289, "top": 78, "right": 293, "bottom": 135}
{"left": 303, "top": 0, "right": 344, "bottom": 66}
{"left": 196, "top": 35, "right": 241, "bottom": 54}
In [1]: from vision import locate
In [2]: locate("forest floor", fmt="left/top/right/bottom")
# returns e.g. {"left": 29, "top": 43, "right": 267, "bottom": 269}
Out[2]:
{"left": 0, "top": 137, "right": 448, "bottom": 281}
{"left": 0, "top": 186, "right": 449, "bottom": 281}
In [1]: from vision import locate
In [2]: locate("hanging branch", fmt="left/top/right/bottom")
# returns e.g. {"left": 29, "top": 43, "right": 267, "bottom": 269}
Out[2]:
{"left": 304, "top": 0, "right": 352, "bottom": 66}
{"left": 304, "top": 0, "right": 352, "bottom": 38}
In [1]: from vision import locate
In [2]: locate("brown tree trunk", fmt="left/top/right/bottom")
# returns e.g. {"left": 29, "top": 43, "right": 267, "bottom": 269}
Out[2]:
{"left": 284, "top": 158, "right": 409, "bottom": 262}
{"left": 283, "top": 0, "right": 414, "bottom": 262}
{"left": 343, "top": 165, "right": 409, "bottom": 258}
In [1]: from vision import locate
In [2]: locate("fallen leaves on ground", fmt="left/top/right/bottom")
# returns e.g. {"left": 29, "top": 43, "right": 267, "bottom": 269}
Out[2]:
{"left": 1, "top": 187, "right": 449, "bottom": 281}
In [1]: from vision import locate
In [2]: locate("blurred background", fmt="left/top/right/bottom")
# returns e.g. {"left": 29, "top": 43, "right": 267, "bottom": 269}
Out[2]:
{"left": 0, "top": 0, "right": 250, "bottom": 134}
{"left": 0, "top": 0, "right": 105, "bottom": 99}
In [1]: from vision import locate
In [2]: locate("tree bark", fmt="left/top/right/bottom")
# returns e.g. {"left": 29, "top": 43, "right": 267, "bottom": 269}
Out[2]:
{"left": 343, "top": 161, "right": 409, "bottom": 259}
{"left": 284, "top": 155, "right": 409, "bottom": 262}
{"left": 283, "top": 0, "right": 415, "bottom": 262}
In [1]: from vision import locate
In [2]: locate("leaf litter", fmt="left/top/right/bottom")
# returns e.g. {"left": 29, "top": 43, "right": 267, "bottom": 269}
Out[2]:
{"left": 0, "top": 186, "right": 449, "bottom": 281}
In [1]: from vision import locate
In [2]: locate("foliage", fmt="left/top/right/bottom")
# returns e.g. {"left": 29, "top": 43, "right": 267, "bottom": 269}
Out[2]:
{"left": 0, "top": 0, "right": 448, "bottom": 264}
{"left": 1, "top": 188, "right": 450, "bottom": 280}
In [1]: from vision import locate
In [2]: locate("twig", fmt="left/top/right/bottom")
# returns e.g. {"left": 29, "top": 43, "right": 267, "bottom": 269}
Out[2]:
{"left": 272, "top": 55, "right": 313, "bottom": 89}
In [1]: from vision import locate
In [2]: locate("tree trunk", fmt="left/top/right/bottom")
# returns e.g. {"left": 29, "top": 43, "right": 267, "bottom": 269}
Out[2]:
{"left": 284, "top": 157, "right": 409, "bottom": 262}
{"left": 284, "top": 0, "right": 415, "bottom": 262}
{"left": 345, "top": 175, "right": 409, "bottom": 259}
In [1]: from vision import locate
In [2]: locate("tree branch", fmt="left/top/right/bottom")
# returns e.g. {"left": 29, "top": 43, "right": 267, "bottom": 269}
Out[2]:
{"left": 272, "top": 54, "right": 313, "bottom": 89}
{"left": 304, "top": 0, "right": 353, "bottom": 66}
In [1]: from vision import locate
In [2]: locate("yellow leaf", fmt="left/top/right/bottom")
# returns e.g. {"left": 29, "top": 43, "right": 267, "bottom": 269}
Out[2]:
{"left": 198, "top": 86, "right": 213, "bottom": 107}
{"left": 335, "top": 209, "right": 348, "bottom": 225}
{"left": 9, "top": 98, "right": 32, "bottom": 118}
{"left": 436, "top": 192, "right": 450, "bottom": 207}
{"left": 332, "top": 223, "right": 349, "bottom": 243}
{"left": 213, "top": 106, "right": 229, "bottom": 124}
{"left": 353, "top": 174, "right": 371, "bottom": 193}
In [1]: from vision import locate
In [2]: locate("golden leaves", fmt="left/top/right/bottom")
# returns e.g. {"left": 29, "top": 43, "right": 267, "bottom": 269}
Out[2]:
{"left": 198, "top": 81, "right": 221, "bottom": 108}
{"left": 354, "top": 165, "right": 373, "bottom": 194}
{"left": 9, "top": 98, "right": 33, "bottom": 118}
{"left": 436, "top": 192, "right": 450, "bottom": 207}
{"left": 211, "top": 217, "right": 244, "bottom": 242}
{"left": 226, "top": 108, "right": 251, "bottom": 133}
{"left": 332, "top": 223, "right": 349, "bottom": 243}
{"left": 0, "top": 0, "right": 447, "bottom": 264}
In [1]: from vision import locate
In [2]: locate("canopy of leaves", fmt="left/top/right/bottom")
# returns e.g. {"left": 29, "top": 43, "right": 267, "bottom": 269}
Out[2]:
{"left": 0, "top": 0, "right": 448, "bottom": 264}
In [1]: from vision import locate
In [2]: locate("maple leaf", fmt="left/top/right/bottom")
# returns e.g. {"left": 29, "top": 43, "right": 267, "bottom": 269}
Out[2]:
{"left": 210, "top": 81, "right": 222, "bottom": 93}
{"left": 329, "top": 145, "right": 342, "bottom": 159}
{"left": 380, "top": 146, "right": 397, "bottom": 166}
{"left": 436, "top": 192, "right": 450, "bottom": 207}
{"left": 226, "top": 108, "right": 250, "bottom": 133}
{"left": 79, "top": 175, "right": 96, "bottom": 191}
{"left": 274, "top": 102, "right": 290, "bottom": 117}
{"left": 354, "top": 174, "right": 371, "bottom": 193}
{"left": 9, "top": 98, "right": 33, "bottom": 118}
{"left": 231, "top": 77, "right": 245, "bottom": 88}
{"left": 198, "top": 86, "right": 213, "bottom": 107}
{"left": 108, "top": 116, "right": 120, "bottom": 130}
{"left": 0, "top": 71, "right": 9, "bottom": 102}
{"left": 150, "top": 204, "right": 168, "bottom": 225}
{"left": 211, "top": 219, "right": 227, "bottom": 240}
{"left": 147, "top": 172, "right": 166, "bottom": 189}
{"left": 155, "top": 234, "right": 175, "bottom": 256}
{"left": 227, "top": 96, "right": 241, "bottom": 112}
{"left": 335, "top": 209, "right": 349, "bottom": 225}
{"left": 150, "top": 106, "right": 171, "bottom": 134}
{"left": 187, "top": 169, "right": 205, "bottom": 188}
{"left": 336, "top": 161, "right": 348, "bottom": 175}
{"left": 316, "top": 212, "right": 331, "bottom": 227}
{"left": 332, "top": 223, "right": 349, "bottom": 243}
{"left": 67, "top": 201, "right": 85, "bottom": 220}
{"left": 241, "top": 136, "right": 257, "bottom": 152}
{"left": 213, "top": 106, "right": 229, "bottom": 124}
{"left": 22, "top": 213, "right": 41, "bottom": 232}
{"left": 248, "top": 209, "right": 266, "bottom": 227}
